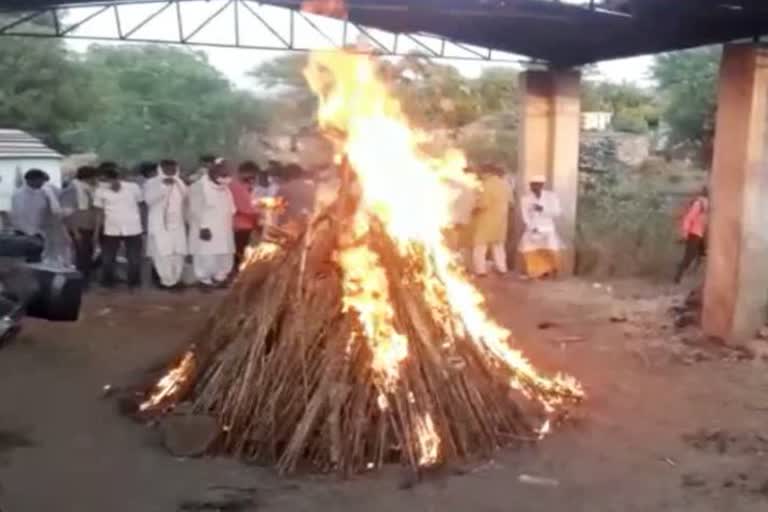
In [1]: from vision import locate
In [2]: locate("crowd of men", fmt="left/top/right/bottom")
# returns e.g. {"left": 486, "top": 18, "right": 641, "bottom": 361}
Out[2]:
{"left": 19, "top": 148, "right": 704, "bottom": 288}
{"left": 8, "top": 156, "right": 318, "bottom": 292}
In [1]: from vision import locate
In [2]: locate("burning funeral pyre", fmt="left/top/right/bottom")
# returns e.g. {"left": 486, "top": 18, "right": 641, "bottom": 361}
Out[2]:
{"left": 137, "top": 48, "right": 584, "bottom": 476}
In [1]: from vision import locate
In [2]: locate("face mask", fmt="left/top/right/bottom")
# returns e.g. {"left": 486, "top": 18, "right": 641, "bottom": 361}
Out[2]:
{"left": 218, "top": 177, "right": 232, "bottom": 186}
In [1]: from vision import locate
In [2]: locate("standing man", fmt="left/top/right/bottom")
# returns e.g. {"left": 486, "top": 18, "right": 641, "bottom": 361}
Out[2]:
{"left": 135, "top": 161, "right": 159, "bottom": 286}
{"left": 61, "top": 166, "right": 99, "bottom": 283}
{"left": 674, "top": 186, "right": 709, "bottom": 284}
{"left": 188, "top": 159, "right": 235, "bottom": 288}
{"left": 230, "top": 161, "right": 259, "bottom": 270}
{"left": 470, "top": 164, "right": 512, "bottom": 276}
{"left": 135, "top": 161, "right": 158, "bottom": 231}
{"left": 144, "top": 159, "right": 188, "bottom": 290}
{"left": 39, "top": 172, "right": 72, "bottom": 267}
{"left": 443, "top": 172, "right": 477, "bottom": 264}
{"left": 10, "top": 169, "right": 52, "bottom": 262}
{"left": 94, "top": 167, "right": 144, "bottom": 289}
{"left": 189, "top": 154, "right": 217, "bottom": 184}
{"left": 519, "top": 175, "right": 563, "bottom": 279}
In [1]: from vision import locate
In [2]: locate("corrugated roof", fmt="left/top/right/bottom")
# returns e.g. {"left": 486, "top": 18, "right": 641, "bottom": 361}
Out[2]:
{"left": 0, "top": 129, "right": 62, "bottom": 159}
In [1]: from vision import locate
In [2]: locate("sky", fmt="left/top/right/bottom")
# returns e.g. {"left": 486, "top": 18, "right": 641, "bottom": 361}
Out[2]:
{"left": 54, "top": 0, "right": 654, "bottom": 90}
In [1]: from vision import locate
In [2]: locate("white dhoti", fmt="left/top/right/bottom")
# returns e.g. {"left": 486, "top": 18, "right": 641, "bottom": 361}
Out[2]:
{"left": 144, "top": 175, "right": 189, "bottom": 288}
{"left": 188, "top": 174, "right": 236, "bottom": 286}
{"left": 193, "top": 254, "right": 233, "bottom": 285}
{"left": 154, "top": 254, "right": 186, "bottom": 287}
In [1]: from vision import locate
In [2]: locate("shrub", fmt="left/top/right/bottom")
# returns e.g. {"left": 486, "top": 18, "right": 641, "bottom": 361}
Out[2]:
{"left": 612, "top": 108, "right": 649, "bottom": 134}
{"left": 576, "top": 171, "right": 680, "bottom": 279}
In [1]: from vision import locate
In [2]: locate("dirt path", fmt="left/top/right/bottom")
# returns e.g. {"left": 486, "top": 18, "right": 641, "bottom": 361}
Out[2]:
{"left": 0, "top": 279, "right": 766, "bottom": 512}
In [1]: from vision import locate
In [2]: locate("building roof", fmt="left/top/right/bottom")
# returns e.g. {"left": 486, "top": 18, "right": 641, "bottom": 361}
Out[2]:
{"left": 0, "top": 129, "right": 62, "bottom": 160}
{"left": 1, "top": 1, "right": 768, "bottom": 65}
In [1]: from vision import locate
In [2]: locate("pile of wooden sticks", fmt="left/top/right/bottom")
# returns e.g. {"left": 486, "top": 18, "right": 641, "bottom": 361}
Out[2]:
{"left": 139, "top": 209, "right": 580, "bottom": 476}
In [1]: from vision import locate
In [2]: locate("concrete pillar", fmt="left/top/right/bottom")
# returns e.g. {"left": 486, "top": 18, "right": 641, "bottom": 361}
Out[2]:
{"left": 703, "top": 44, "right": 768, "bottom": 343}
{"left": 517, "top": 69, "right": 582, "bottom": 275}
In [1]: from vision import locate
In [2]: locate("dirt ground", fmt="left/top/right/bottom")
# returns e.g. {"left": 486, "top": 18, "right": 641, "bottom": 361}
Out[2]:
{"left": 1, "top": 277, "right": 767, "bottom": 512}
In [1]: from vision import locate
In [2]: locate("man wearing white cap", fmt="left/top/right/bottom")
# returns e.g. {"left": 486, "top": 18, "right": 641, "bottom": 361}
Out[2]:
{"left": 519, "top": 174, "right": 563, "bottom": 278}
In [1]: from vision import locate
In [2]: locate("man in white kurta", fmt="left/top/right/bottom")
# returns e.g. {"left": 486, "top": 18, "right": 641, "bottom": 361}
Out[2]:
{"left": 442, "top": 175, "right": 477, "bottom": 264}
{"left": 144, "top": 161, "right": 188, "bottom": 288}
{"left": 519, "top": 175, "right": 563, "bottom": 278}
{"left": 188, "top": 163, "right": 236, "bottom": 286}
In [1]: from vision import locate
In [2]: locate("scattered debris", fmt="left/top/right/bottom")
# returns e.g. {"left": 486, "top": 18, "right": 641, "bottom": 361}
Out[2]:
{"left": 681, "top": 473, "right": 707, "bottom": 488}
{"left": 518, "top": 474, "right": 560, "bottom": 487}
{"left": 96, "top": 307, "right": 112, "bottom": 317}
{"left": 609, "top": 311, "right": 628, "bottom": 323}
{"left": 101, "top": 384, "right": 114, "bottom": 398}
{"left": 683, "top": 428, "right": 768, "bottom": 456}
{"left": 178, "top": 486, "right": 258, "bottom": 511}
{"left": 682, "top": 468, "right": 768, "bottom": 499}
{"left": 554, "top": 336, "right": 586, "bottom": 344}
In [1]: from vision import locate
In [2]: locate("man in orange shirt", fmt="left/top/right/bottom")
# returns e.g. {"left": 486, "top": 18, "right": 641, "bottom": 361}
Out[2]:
{"left": 229, "top": 161, "right": 260, "bottom": 271}
{"left": 674, "top": 186, "right": 709, "bottom": 284}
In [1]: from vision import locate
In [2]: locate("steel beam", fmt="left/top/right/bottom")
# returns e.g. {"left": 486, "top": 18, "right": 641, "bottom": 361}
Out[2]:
{"left": 0, "top": 0, "right": 528, "bottom": 63}
{"left": 122, "top": 1, "right": 171, "bottom": 39}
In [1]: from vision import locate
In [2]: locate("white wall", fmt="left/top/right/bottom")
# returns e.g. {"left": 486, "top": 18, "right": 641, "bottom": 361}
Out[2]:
{"left": 582, "top": 112, "right": 613, "bottom": 132}
{"left": 0, "top": 158, "right": 62, "bottom": 212}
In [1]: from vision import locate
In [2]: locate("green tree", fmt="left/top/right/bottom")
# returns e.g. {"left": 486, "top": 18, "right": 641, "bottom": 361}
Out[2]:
{"left": 248, "top": 54, "right": 316, "bottom": 130}
{"left": 65, "top": 44, "right": 268, "bottom": 166}
{"left": 471, "top": 67, "right": 518, "bottom": 115}
{"left": 652, "top": 46, "right": 720, "bottom": 147}
{"left": 0, "top": 28, "right": 95, "bottom": 152}
{"left": 250, "top": 53, "right": 309, "bottom": 89}
{"left": 388, "top": 56, "right": 518, "bottom": 129}
{"left": 248, "top": 52, "right": 518, "bottom": 142}
{"left": 581, "top": 80, "right": 659, "bottom": 132}
{"left": 389, "top": 55, "right": 477, "bottom": 128}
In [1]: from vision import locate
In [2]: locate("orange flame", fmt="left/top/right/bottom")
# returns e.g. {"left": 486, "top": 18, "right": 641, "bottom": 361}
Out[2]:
{"left": 256, "top": 196, "right": 285, "bottom": 210}
{"left": 303, "top": 48, "right": 582, "bottom": 461}
{"left": 301, "top": 0, "right": 347, "bottom": 18}
{"left": 140, "top": 351, "right": 196, "bottom": 411}
{"left": 336, "top": 216, "right": 408, "bottom": 388}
